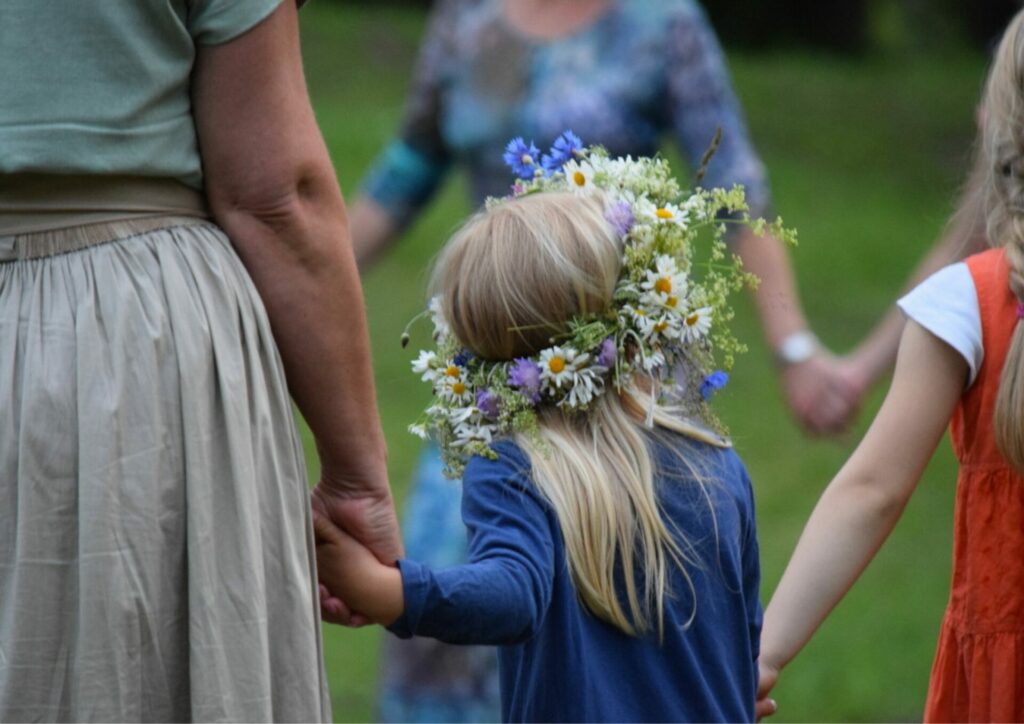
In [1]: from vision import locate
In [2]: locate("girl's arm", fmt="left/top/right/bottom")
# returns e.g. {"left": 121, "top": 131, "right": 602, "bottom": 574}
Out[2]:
{"left": 314, "top": 445, "right": 557, "bottom": 643}
{"left": 759, "top": 319, "right": 967, "bottom": 691}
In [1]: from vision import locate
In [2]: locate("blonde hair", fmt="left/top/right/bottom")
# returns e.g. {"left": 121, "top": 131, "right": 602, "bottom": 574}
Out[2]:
{"left": 978, "top": 10, "right": 1024, "bottom": 472}
{"left": 431, "top": 192, "right": 726, "bottom": 636}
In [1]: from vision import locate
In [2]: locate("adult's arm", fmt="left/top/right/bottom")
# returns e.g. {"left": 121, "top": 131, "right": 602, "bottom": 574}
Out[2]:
{"left": 664, "top": 2, "right": 857, "bottom": 435}
{"left": 191, "top": 2, "right": 401, "bottom": 568}
{"left": 757, "top": 320, "right": 966, "bottom": 704}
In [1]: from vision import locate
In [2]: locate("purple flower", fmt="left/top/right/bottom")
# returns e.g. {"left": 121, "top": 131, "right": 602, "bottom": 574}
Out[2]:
{"left": 596, "top": 337, "right": 617, "bottom": 369}
{"left": 510, "top": 181, "right": 526, "bottom": 196}
{"left": 503, "top": 137, "right": 541, "bottom": 180}
{"left": 604, "top": 200, "right": 635, "bottom": 237}
{"left": 542, "top": 130, "right": 584, "bottom": 174}
{"left": 453, "top": 349, "right": 474, "bottom": 367}
{"left": 700, "top": 370, "right": 729, "bottom": 400}
{"left": 508, "top": 358, "right": 543, "bottom": 404}
{"left": 476, "top": 388, "right": 501, "bottom": 419}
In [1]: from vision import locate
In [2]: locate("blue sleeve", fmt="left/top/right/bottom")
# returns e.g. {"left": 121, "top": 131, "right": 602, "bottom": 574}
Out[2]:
{"left": 388, "top": 443, "right": 556, "bottom": 645}
{"left": 664, "top": 2, "right": 771, "bottom": 219}
{"left": 359, "top": 0, "right": 457, "bottom": 229}
{"left": 734, "top": 454, "right": 763, "bottom": 662}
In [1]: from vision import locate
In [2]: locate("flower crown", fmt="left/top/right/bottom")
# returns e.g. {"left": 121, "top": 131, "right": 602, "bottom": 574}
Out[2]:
{"left": 408, "top": 131, "right": 795, "bottom": 476}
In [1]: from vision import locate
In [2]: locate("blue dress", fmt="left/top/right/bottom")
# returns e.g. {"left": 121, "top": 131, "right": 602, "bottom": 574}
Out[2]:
{"left": 389, "top": 438, "right": 763, "bottom": 723}
{"left": 364, "top": 1, "right": 771, "bottom": 719}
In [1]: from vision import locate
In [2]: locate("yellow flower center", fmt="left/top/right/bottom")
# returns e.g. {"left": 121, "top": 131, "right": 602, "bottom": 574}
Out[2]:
{"left": 654, "top": 320, "right": 669, "bottom": 333}
{"left": 445, "top": 365, "right": 461, "bottom": 378}
{"left": 666, "top": 296, "right": 679, "bottom": 308}
{"left": 452, "top": 382, "right": 467, "bottom": 395}
{"left": 573, "top": 171, "right": 586, "bottom": 187}
{"left": 548, "top": 357, "right": 566, "bottom": 374}
{"left": 686, "top": 313, "right": 700, "bottom": 326}
{"left": 654, "top": 277, "right": 672, "bottom": 295}
{"left": 655, "top": 208, "right": 673, "bottom": 219}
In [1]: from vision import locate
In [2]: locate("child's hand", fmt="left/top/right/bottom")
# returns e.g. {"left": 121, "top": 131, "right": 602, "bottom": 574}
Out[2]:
{"left": 313, "top": 512, "right": 404, "bottom": 626}
{"left": 755, "top": 660, "right": 779, "bottom": 721}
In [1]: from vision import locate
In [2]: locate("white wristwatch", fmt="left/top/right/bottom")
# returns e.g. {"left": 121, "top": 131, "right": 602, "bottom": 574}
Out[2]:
{"left": 774, "top": 330, "right": 820, "bottom": 366}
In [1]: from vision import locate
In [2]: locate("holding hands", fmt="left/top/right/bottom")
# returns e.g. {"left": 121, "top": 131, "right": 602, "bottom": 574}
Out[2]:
{"left": 311, "top": 493, "right": 404, "bottom": 627}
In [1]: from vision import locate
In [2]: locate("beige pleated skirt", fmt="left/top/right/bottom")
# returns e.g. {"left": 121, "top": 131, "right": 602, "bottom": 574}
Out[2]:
{"left": 0, "top": 211, "right": 331, "bottom": 721}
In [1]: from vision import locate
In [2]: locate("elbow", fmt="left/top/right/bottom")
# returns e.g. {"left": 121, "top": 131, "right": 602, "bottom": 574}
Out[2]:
{"left": 206, "top": 162, "right": 350, "bottom": 268}
{"left": 835, "top": 470, "right": 912, "bottom": 527}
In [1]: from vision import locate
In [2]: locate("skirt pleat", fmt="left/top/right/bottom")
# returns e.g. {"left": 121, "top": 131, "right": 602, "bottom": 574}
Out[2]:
{"left": 0, "top": 220, "right": 330, "bottom": 722}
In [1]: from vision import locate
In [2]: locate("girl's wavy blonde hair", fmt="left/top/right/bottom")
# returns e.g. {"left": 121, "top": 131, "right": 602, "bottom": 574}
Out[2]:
{"left": 974, "top": 9, "right": 1024, "bottom": 472}
{"left": 430, "top": 191, "right": 727, "bottom": 636}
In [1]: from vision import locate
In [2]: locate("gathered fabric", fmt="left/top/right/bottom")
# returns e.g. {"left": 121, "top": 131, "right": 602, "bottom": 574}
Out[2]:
{"left": 0, "top": 216, "right": 330, "bottom": 722}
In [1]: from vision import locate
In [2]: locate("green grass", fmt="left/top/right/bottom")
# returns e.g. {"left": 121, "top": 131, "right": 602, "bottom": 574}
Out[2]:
{"left": 298, "top": 4, "right": 986, "bottom": 721}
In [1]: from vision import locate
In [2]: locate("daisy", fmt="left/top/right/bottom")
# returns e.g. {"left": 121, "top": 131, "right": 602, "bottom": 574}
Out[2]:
{"left": 539, "top": 346, "right": 587, "bottom": 392}
{"left": 680, "top": 306, "right": 713, "bottom": 342}
{"left": 640, "top": 255, "right": 688, "bottom": 310}
{"left": 559, "top": 365, "right": 605, "bottom": 410}
{"left": 408, "top": 423, "right": 430, "bottom": 440}
{"left": 437, "top": 363, "right": 473, "bottom": 404}
{"left": 562, "top": 159, "right": 597, "bottom": 196}
{"left": 411, "top": 350, "right": 439, "bottom": 381}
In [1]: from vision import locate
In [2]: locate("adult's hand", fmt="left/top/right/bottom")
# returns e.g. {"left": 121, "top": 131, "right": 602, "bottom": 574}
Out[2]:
{"left": 311, "top": 473, "right": 403, "bottom": 626}
{"left": 781, "top": 351, "right": 863, "bottom": 436}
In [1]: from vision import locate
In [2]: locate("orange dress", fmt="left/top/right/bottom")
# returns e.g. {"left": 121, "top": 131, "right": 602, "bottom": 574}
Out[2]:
{"left": 924, "top": 248, "right": 1024, "bottom": 722}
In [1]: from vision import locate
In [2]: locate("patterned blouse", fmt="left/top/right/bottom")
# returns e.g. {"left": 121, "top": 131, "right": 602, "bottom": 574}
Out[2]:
{"left": 362, "top": 0, "right": 770, "bottom": 229}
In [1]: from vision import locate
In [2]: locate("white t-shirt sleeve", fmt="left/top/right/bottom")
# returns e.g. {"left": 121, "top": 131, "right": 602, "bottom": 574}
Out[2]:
{"left": 897, "top": 262, "right": 982, "bottom": 387}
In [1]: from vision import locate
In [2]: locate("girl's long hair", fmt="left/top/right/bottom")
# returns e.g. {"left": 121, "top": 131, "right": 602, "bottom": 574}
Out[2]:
{"left": 978, "top": 10, "right": 1024, "bottom": 472}
{"left": 430, "top": 192, "right": 727, "bottom": 636}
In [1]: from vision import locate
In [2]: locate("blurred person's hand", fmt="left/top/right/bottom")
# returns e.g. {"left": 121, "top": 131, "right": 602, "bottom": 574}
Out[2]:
{"left": 755, "top": 660, "right": 780, "bottom": 721}
{"left": 781, "top": 351, "right": 863, "bottom": 436}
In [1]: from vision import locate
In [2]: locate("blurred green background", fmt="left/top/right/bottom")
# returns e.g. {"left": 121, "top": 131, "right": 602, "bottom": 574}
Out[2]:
{"left": 297, "top": 2, "right": 992, "bottom": 721}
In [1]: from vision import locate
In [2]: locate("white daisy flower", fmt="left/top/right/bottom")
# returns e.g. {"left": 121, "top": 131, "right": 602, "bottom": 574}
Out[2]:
{"left": 640, "top": 347, "right": 667, "bottom": 373}
{"left": 452, "top": 417, "right": 497, "bottom": 448}
{"left": 640, "top": 255, "right": 688, "bottom": 310}
{"left": 539, "top": 346, "right": 586, "bottom": 391}
{"left": 558, "top": 365, "right": 605, "bottom": 410}
{"left": 411, "top": 350, "right": 440, "bottom": 381}
{"left": 681, "top": 306, "right": 713, "bottom": 342}
{"left": 562, "top": 159, "right": 597, "bottom": 196}
{"left": 408, "top": 423, "right": 430, "bottom": 440}
{"left": 437, "top": 363, "right": 473, "bottom": 404}
{"left": 646, "top": 202, "right": 688, "bottom": 228}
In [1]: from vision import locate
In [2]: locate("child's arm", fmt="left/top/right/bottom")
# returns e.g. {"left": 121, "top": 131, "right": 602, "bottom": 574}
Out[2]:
{"left": 313, "top": 513, "right": 404, "bottom": 626}
{"left": 758, "top": 320, "right": 967, "bottom": 693}
{"left": 389, "top": 447, "right": 556, "bottom": 645}
{"left": 315, "top": 445, "right": 556, "bottom": 644}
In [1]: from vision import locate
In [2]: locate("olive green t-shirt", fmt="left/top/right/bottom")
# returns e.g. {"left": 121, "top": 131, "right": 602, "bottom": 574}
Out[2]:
{"left": 0, "top": 0, "right": 284, "bottom": 190}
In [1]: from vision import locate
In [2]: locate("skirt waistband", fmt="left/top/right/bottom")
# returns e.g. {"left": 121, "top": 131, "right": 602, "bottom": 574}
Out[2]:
{"left": 0, "top": 174, "right": 209, "bottom": 235}
{"left": 0, "top": 216, "right": 213, "bottom": 263}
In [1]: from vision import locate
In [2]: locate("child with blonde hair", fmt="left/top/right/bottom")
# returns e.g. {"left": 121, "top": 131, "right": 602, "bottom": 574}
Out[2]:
{"left": 757, "top": 11, "right": 1024, "bottom": 721}
{"left": 314, "top": 138, "right": 770, "bottom": 722}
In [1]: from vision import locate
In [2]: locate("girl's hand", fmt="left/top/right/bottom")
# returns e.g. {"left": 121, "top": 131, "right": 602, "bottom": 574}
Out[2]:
{"left": 313, "top": 511, "right": 405, "bottom": 626}
{"left": 755, "top": 660, "right": 780, "bottom": 720}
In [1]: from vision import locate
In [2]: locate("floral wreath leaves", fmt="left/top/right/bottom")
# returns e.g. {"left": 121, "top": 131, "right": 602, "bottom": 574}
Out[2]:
{"left": 407, "top": 131, "right": 796, "bottom": 477}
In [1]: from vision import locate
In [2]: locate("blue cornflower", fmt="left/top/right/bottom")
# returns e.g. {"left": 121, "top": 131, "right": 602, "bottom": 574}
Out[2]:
{"left": 453, "top": 349, "right": 474, "bottom": 367}
{"left": 541, "top": 130, "right": 584, "bottom": 174}
{"left": 503, "top": 137, "right": 541, "bottom": 179}
{"left": 700, "top": 370, "right": 729, "bottom": 400}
